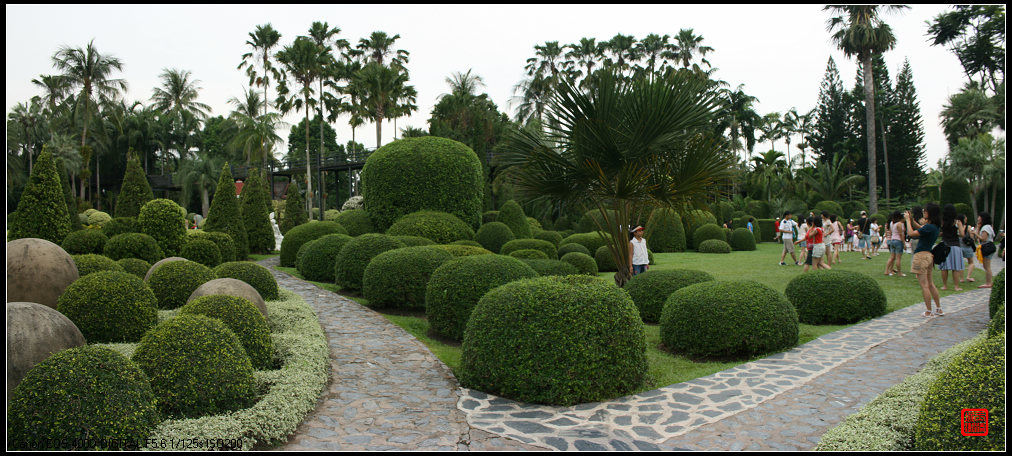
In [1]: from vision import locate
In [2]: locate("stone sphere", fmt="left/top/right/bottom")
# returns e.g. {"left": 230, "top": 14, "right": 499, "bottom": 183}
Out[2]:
{"left": 186, "top": 278, "right": 268, "bottom": 319}
{"left": 6, "top": 238, "right": 80, "bottom": 309}
{"left": 144, "top": 256, "right": 186, "bottom": 281}
{"left": 6, "top": 302, "right": 86, "bottom": 401}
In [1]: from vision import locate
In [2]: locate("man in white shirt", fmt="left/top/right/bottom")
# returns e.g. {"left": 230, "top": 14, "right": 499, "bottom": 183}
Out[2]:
{"left": 779, "top": 211, "right": 799, "bottom": 265}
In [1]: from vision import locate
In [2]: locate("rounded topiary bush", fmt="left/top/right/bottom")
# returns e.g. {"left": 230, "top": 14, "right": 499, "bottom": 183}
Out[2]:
{"left": 71, "top": 253, "right": 126, "bottom": 277}
{"left": 989, "top": 305, "right": 1004, "bottom": 338}
{"left": 784, "top": 270, "right": 887, "bottom": 324}
{"left": 334, "top": 233, "right": 407, "bottom": 291}
{"left": 213, "top": 261, "right": 279, "bottom": 301}
{"left": 914, "top": 333, "right": 1005, "bottom": 451}
{"left": 501, "top": 238, "right": 558, "bottom": 259}
{"left": 363, "top": 136, "right": 483, "bottom": 231}
{"left": 179, "top": 295, "right": 273, "bottom": 370}
{"left": 682, "top": 209, "right": 717, "bottom": 247}
{"left": 576, "top": 209, "right": 618, "bottom": 234}
{"left": 560, "top": 232, "right": 613, "bottom": 255}
{"left": 334, "top": 209, "right": 375, "bottom": 237}
{"left": 61, "top": 229, "right": 108, "bottom": 255}
{"left": 729, "top": 227, "right": 757, "bottom": 251}
{"left": 393, "top": 235, "right": 437, "bottom": 247}
{"left": 510, "top": 248, "right": 549, "bottom": 260}
{"left": 188, "top": 230, "right": 237, "bottom": 263}
{"left": 475, "top": 222, "right": 515, "bottom": 254}
{"left": 132, "top": 314, "right": 256, "bottom": 418}
{"left": 145, "top": 260, "right": 216, "bottom": 309}
{"left": 594, "top": 245, "right": 624, "bottom": 272}
{"left": 697, "top": 239, "right": 732, "bottom": 254}
{"left": 521, "top": 259, "right": 581, "bottom": 277}
{"left": 296, "top": 233, "right": 353, "bottom": 282}
{"left": 645, "top": 207, "right": 686, "bottom": 253}
{"left": 180, "top": 238, "right": 221, "bottom": 268}
{"left": 386, "top": 210, "right": 475, "bottom": 244}
{"left": 558, "top": 242, "right": 591, "bottom": 257}
{"left": 560, "top": 251, "right": 598, "bottom": 276}
{"left": 101, "top": 216, "right": 140, "bottom": 238}
{"left": 116, "top": 258, "right": 151, "bottom": 278}
{"left": 87, "top": 210, "right": 112, "bottom": 226}
{"left": 498, "top": 200, "right": 531, "bottom": 239}
{"left": 625, "top": 269, "right": 715, "bottom": 323}
{"left": 660, "top": 280, "right": 799, "bottom": 359}
{"left": 144, "top": 256, "right": 185, "bottom": 281}
{"left": 814, "top": 200, "right": 845, "bottom": 217}
{"left": 432, "top": 244, "right": 494, "bottom": 257}
{"left": 460, "top": 275, "right": 647, "bottom": 405}
{"left": 990, "top": 269, "right": 1005, "bottom": 318}
{"left": 279, "top": 221, "right": 347, "bottom": 267}
{"left": 295, "top": 239, "right": 318, "bottom": 273}
{"left": 104, "top": 232, "right": 164, "bottom": 264}
{"left": 426, "top": 255, "right": 538, "bottom": 341}
{"left": 363, "top": 246, "right": 454, "bottom": 310}
{"left": 482, "top": 210, "right": 498, "bottom": 224}
{"left": 533, "top": 230, "right": 564, "bottom": 247}
{"left": 138, "top": 198, "right": 187, "bottom": 257}
{"left": 57, "top": 271, "right": 158, "bottom": 343}
{"left": 7, "top": 346, "right": 160, "bottom": 450}
{"left": 450, "top": 239, "right": 482, "bottom": 247}
{"left": 692, "top": 223, "right": 726, "bottom": 249}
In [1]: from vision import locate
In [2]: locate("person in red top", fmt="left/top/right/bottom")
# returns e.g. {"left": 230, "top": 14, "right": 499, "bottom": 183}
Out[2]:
{"left": 795, "top": 216, "right": 830, "bottom": 273}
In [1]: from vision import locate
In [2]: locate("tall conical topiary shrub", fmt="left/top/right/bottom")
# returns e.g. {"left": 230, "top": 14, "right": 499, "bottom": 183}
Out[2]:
{"left": 115, "top": 153, "right": 154, "bottom": 218}
{"left": 280, "top": 179, "right": 307, "bottom": 235}
{"left": 54, "top": 155, "right": 83, "bottom": 232}
{"left": 241, "top": 169, "right": 275, "bottom": 254}
{"left": 645, "top": 207, "right": 685, "bottom": 252}
{"left": 204, "top": 164, "right": 249, "bottom": 260}
{"left": 498, "top": 200, "right": 531, "bottom": 239}
{"left": 9, "top": 146, "right": 72, "bottom": 244}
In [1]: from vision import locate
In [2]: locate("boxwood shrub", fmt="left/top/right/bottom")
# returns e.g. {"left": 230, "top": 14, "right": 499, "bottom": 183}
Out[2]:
{"left": 188, "top": 230, "right": 237, "bottom": 263}
{"left": 990, "top": 269, "right": 1005, "bottom": 318}
{"left": 533, "top": 230, "right": 563, "bottom": 247}
{"left": 683, "top": 209, "right": 717, "bottom": 248}
{"left": 145, "top": 260, "right": 216, "bottom": 309}
{"left": 482, "top": 210, "right": 498, "bottom": 224}
{"left": 521, "top": 259, "right": 581, "bottom": 277}
{"left": 558, "top": 242, "right": 591, "bottom": 256}
{"left": 334, "top": 209, "right": 375, "bottom": 237}
{"left": 497, "top": 200, "right": 531, "bottom": 239}
{"left": 576, "top": 209, "right": 618, "bottom": 234}
{"left": 393, "top": 235, "right": 436, "bottom": 247}
{"left": 697, "top": 239, "right": 732, "bottom": 253}
{"left": 509, "top": 249, "right": 549, "bottom": 260}
{"left": 914, "top": 333, "right": 1005, "bottom": 451}
{"left": 101, "top": 216, "right": 140, "bottom": 238}
{"left": 693, "top": 223, "right": 726, "bottom": 249}
{"left": 362, "top": 246, "right": 453, "bottom": 310}
{"left": 500, "top": 238, "right": 558, "bottom": 259}
{"left": 61, "top": 229, "right": 109, "bottom": 254}
{"left": 386, "top": 210, "right": 475, "bottom": 244}
{"left": 214, "top": 261, "right": 279, "bottom": 300}
{"left": 104, "top": 232, "right": 164, "bottom": 264}
{"left": 625, "top": 269, "right": 715, "bottom": 323}
{"left": 133, "top": 314, "right": 256, "bottom": 418}
{"left": 279, "top": 221, "right": 347, "bottom": 267}
{"left": 72, "top": 253, "right": 126, "bottom": 277}
{"left": 450, "top": 239, "right": 482, "bottom": 247}
{"left": 784, "top": 270, "right": 887, "bottom": 324}
{"left": 7, "top": 346, "right": 160, "bottom": 450}
{"left": 431, "top": 244, "right": 494, "bottom": 257}
{"left": 814, "top": 200, "right": 845, "bottom": 217}
{"left": 645, "top": 207, "right": 686, "bottom": 252}
{"left": 56, "top": 270, "right": 158, "bottom": 343}
{"left": 758, "top": 218, "right": 777, "bottom": 242}
{"left": 594, "top": 245, "right": 620, "bottom": 272}
{"left": 180, "top": 295, "right": 274, "bottom": 370}
{"left": 559, "top": 232, "right": 612, "bottom": 255}
{"left": 294, "top": 239, "right": 318, "bottom": 273}
{"left": 296, "top": 234, "right": 353, "bottom": 282}
{"left": 425, "top": 255, "right": 538, "bottom": 341}
{"left": 138, "top": 198, "right": 187, "bottom": 257}
{"left": 729, "top": 227, "right": 757, "bottom": 251}
{"left": 117, "top": 258, "right": 152, "bottom": 278}
{"left": 180, "top": 238, "right": 222, "bottom": 268}
{"left": 460, "top": 275, "right": 647, "bottom": 405}
{"left": 87, "top": 210, "right": 112, "bottom": 226}
{"left": 560, "top": 251, "right": 598, "bottom": 276}
{"left": 660, "top": 280, "right": 798, "bottom": 359}
{"left": 334, "top": 233, "right": 406, "bottom": 291}
{"left": 475, "top": 221, "right": 515, "bottom": 254}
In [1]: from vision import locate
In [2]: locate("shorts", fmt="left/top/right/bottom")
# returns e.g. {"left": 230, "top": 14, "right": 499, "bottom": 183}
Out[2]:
{"left": 783, "top": 240, "right": 795, "bottom": 254}
{"left": 911, "top": 251, "right": 934, "bottom": 275}
{"left": 887, "top": 239, "right": 904, "bottom": 254}
{"left": 632, "top": 264, "right": 648, "bottom": 275}
{"left": 799, "top": 241, "right": 807, "bottom": 249}
{"left": 812, "top": 243, "right": 826, "bottom": 258}
{"left": 859, "top": 234, "right": 870, "bottom": 248}
{"left": 961, "top": 246, "right": 975, "bottom": 260}
{"left": 805, "top": 249, "right": 814, "bottom": 265}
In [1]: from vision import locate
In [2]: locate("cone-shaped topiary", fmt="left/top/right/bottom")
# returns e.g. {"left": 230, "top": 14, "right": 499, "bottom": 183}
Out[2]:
{"left": 214, "top": 261, "right": 279, "bottom": 300}
{"left": 645, "top": 208, "right": 685, "bottom": 252}
{"left": 115, "top": 153, "right": 154, "bottom": 218}
{"left": 204, "top": 163, "right": 249, "bottom": 260}
{"left": 61, "top": 229, "right": 108, "bottom": 254}
{"left": 57, "top": 270, "right": 158, "bottom": 343}
{"left": 145, "top": 260, "right": 216, "bottom": 309}
{"left": 179, "top": 295, "right": 274, "bottom": 370}
{"left": 9, "top": 147, "right": 72, "bottom": 244}
{"left": 280, "top": 179, "right": 308, "bottom": 235}
{"left": 334, "top": 234, "right": 406, "bottom": 291}
{"left": 363, "top": 246, "right": 454, "bottom": 310}
{"left": 625, "top": 269, "right": 715, "bottom": 323}
{"left": 497, "top": 200, "right": 531, "bottom": 239}
{"left": 335, "top": 208, "right": 375, "bottom": 236}
{"left": 386, "top": 210, "right": 475, "bottom": 244}
{"left": 784, "top": 270, "right": 887, "bottom": 324}
{"left": 475, "top": 222, "right": 516, "bottom": 254}
{"left": 241, "top": 169, "right": 275, "bottom": 254}
{"left": 138, "top": 198, "right": 186, "bottom": 257}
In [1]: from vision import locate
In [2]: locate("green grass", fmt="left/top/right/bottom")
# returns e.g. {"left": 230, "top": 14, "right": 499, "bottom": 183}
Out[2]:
{"left": 247, "top": 253, "right": 279, "bottom": 262}
{"left": 270, "top": 242, "right": 986, "bottom": 394}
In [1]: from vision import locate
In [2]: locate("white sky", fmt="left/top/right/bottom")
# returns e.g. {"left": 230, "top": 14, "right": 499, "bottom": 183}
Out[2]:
{"left": 5, "top": 4, "right": 979, "bottom": 168}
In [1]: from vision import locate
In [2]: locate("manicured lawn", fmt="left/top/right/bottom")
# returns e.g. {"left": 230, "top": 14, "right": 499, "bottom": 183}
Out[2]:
{"left": 248, "top": 253, "right": 279, "bottom": 262}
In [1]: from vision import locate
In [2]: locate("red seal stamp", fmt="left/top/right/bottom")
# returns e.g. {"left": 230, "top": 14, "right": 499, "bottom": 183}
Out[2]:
{"left": 960, "top": 408, "right": 988, "bottom": 436}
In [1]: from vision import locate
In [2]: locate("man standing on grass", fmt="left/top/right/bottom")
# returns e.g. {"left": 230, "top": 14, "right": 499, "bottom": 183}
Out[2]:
{"left": 779, "top": 211, "right": 799, "bottom": 265}
{"left": 857, "top": 211, "right": 872, "bottom": 259}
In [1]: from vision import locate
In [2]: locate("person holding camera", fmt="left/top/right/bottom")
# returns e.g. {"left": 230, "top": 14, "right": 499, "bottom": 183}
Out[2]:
{"left": 905, "top": 203, "right": 942, "bottom": 317}
{"left": 975, "top": 212, "right": 996, "bottom": 288}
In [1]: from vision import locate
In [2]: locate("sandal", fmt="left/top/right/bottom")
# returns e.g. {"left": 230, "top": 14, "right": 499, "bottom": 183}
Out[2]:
{"left": 922, "top": 311, "right": 934, "bottom": 317}
{"left": 934, "top": 308, "right": 944, "bottom": 316}
{"left": 966, "top": 278, "right": 976, "bottom": 282}
{"left": 978, "top": 284, "right": 993, "bottom": 289}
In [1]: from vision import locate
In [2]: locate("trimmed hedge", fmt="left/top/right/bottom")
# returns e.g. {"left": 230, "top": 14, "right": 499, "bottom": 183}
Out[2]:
{"left": 425, "top": 255, "right": 538, "bottom": 341}
{"left": 363, "top": 246, "right": 453, "bottom": 310}
{"left": 500, "top": 238, "right": 558, "bottom": 259}
{"left": 296, "top": 234, "right": 353, "bottom": 282}
{"left": 576, "top": 209, "right": 618, "bottom": 234}
{"left": 133, "top": 314, "right": 256, "bottom": 418}
{"left": 117, "top": 258, "right": 151, "bottom": 278}
{"left": 697, "top": 239, "right": 732, "bottom": 254}
{"left": 814, "top": 200, "right": 845, "bottom": 217}
{"left": 431, "top": 244, "right": 494, "bottom": 257}
{"left": 362, "top": 136, "right": 483, "bottom": 231}
{"left": 279, "top": 179, "right": 308, "bottom": 235}
{"left": 72, "top": 253, "right": 126, "bottom": 277}
{"left": 7, "top": 346, "right": 160, "bottom": 450}
{"left": 138, "top": 198, "right": 187, "bottom": 257}
{"left": 560, "top": 252, "right": 598, "bottom": 276}
{"left": 180, "top": 295, "right": 274, "bottom": 370}
{"left": 509, "top": 249, "right": 549, "bottom": 259}
{"left": 729, "top": 227, "right": 757, "bottom": 251}
{"left": 102, "top": 216, "right": 140, "bottom": 238}
{"left": 498, "top": 200, "right": 531, "bottom": 239}
{"left": 145, "top": 260, "right": 216, "bottom": 309}
{"left": 746, "top": 200, "right": 771, "bottom": 219}
{"left": 758, "top": 218, "right": 777, "bottom": 242}
{"left": 460, "top": 275, "right": 647, "bottom": 405}
{"left": 475, "top": 222, "right": 516, "bottom": 254}
{"left": 180, "top": 238, "right": 222, "bottom": 268}
{"left": 104, "top": 232, "right": 164, "bottom": 264}
{"left": 57, "top": 270, "right": 159, "bottom": 343}
{"left": 482, "top": 210, "right": 498, "bottom": 224}
{"left": 784, "top": 270, "right": 887, "bottom": 324}
{"left": 204, "top": 164, "right": 249, "bottom": 260}
{"left": 682, "top": 209, "right": 717, "bottom": 248}
{"left": 560, "top": 231, "right": 612, "bottom": 254}
{"left": 450, "top": 239, "right": 482, "bottom": 247}
{"left": 989, "top": 305, "right": 1004, "bottom": 338}
{"left": 625, "top": 269, "right": 715, "bottom": 323}
{"left": 692, "top": 223, "right": 726, "bottom": 249}
{"left": 990, "top": 269, "right": 1005, "bottom": 318}
{"left": 558, "top": 242, "right": 591, "bottom": 256}
{"left": 660, "top": 280, "right": 799, "bottom": 359}
{"left": 62, "top": 228, "right": 109, "bottom": 254}
{"left": 115, "top": 154, "right": 154, "bottom": 218}
{"left": 594, "top": 245, "right": 620, "bottom": 272}
{"left": 188, "top": 230, "right": 237, "bottom": 263}
{"left": 214, "top": 261, "right": 279, "bottom": 301}
{"left": 279, "top": 221, "right": 347, "bottom": 267}
{"left": 8, "top": 147, "right": 72, "bottom": 244}
{"left": 334, "top": 233, "right": 406, "bottom": 291}
{"left": 533, "top": 230, "right": 564, "bottom": 247}
{"left": 394, "top": 235, "right": 437, "bottom": 247}
{"left": 645, "top": 207, "right": 686, "bottom": 252}
{"left": 334, "top": 209, "right": 375, "bottom": 237}
{"left": 520, "top": 259, "right": 581, "bottom": 277}
{"left": 386, "top": 210, "right": 475, "bottom": 244}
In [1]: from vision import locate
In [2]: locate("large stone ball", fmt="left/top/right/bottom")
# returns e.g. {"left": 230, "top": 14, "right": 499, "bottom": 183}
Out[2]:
{"left": 144, "top": 256, "right": 186, "bottom": 281}
{"left": 6, "top": 302, "right": 86, "bottom": 401}
{"left": 6, "top": 238, "right": 80, "bottom": 309}
{"left": 186, "top": 278, "right": 268, "bottom": 319}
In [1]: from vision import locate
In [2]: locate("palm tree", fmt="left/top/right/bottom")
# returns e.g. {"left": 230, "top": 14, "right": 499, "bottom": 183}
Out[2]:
{"left": 671, "top": 29, "right": 714, "bottom": 70}
{"left": 308, "top": 22, "right": 348, "bottom": 216}
{"left": 354, "top": 61, "right": 409, "bottom": 148}
{"left": 237, "top": 23, "right": 282, "bottom": 118}
{"left": 357, "top": 31, "right": 409, "bottom": 66}
{"left": 794, "top": 108, "right": 816, "bottom": 167}
{"left": 565, "top": 37, "right": 604, "bottom": 82}
{"left": 603, "top": 34, "right": 640, "bottom": 74}
{"left": 336, "top": 50, "right": 366, "bottom": 144}
{"left": 636, "top": 33, "right": 672, "bottom": 75}
{"left": 939, "top": 82, "right": 1000, "bottom": 147}
{"left": 749, "top": 150, "right": 788, "bottom": 200}
{"left": 150, "top": 68, "right": 212, "bottom": 164}
{"left": 389, "top": 82, "right": 417, "bottom": 141}
{"left": 445, "top": 69, "right": 485, "bottom": 97}
{"left": 780, "top": 108, "right": 800, "bottom": 167}
{"left": 175, "top": 151, "right": 222, "bottom": 218}
{"left": 227, "top": 89, "right": 285, "bottom": 166}
{"left": 716, "top": 84, "right": 761, "bottom": 163}
{"left": 277, "top": 36, "right": 326, "bottom": 218}
{"left": 803, "top": 152, "right": 866, "bottom": 201}
{"left": 758, "top": 112, "right": 784, "bottom": 153}
{"left": 825, "top": 5, "right": 909, "bottom": 214}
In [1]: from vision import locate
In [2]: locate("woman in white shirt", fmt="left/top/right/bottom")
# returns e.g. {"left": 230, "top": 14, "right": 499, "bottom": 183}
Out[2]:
{"left": 975, "top": 212, "right": 996, "bottom": 288}
{"left": 629, "top": 226, "right": 649, "bottom": 276}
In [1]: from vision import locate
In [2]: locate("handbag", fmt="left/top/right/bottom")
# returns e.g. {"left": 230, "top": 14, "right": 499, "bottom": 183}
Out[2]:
{"left": 931, "top": 242, "right": 950, "bottom": 265}
{"left": 981, "top": 241, "right": 997, "bottom": 257}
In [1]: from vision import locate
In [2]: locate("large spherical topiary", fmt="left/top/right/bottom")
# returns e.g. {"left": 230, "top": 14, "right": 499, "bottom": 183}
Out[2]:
{"left": 500, "top": 238, "right": 558, "bottom": 259}
{"left": 558, "top": 242, "right": 591, "bottom": 257}
{"left": 180, "top": 295, "right": 273, "bottom": 370}
{"left": 594, "top": 245, "right": 620, "bottom": 272}
{"left": 334, "top": 209, "right": 375, "bottom": 237}
{"left": 814, "top": 200, "right": 845, "bottom": 217}
{"left": 180, "top": 238, "right": 221, "bottom": 268}
{"left": 7, "top": 346, "right": 160, "bottom": 450}
{"left": 144, "top": 256, "right": 186, "bottom": 281}
{"left": 645, "top": 207, "right": 686, "bottom": 253}
{"left": 72, "top": 253, "right": 126, "bottom": 277}
{"left": 697, "top": 239, "right": 732, "bottom": 254}
{"left": 520, "top": 259, "right": 581, "bottom": 277}
{"left": 362, "top": 136, "right": 483, "bottom": 231}
{"left": 145, "top": 260, "right": 216, "bottom": 309}
{"left": 101, "top": 216, "right": 140, "bottom": 238}
{"left": 510, "top": 249, "right": 549, "bottom": 260}
{"left": 625, "top": 269, "right": 715, "bottom": 323}
{"left": 560, "top": 232, "right": 612, "bottom": 254}
{"left": 334, "top": 233, "right": 407, "bottom": 291}
{"left": 295, "top": 239, "right": 318, "bottom": 274}
{"left": 6, "top": 302, "right": 86, "bottom": 400}
{"left": 61, "top": 229, "right": 108, "bottom": 255}
{"left": 784, "top": 270, "right": 887, "bottom": 324}
{"left": 460, "top": 275, "right": 647, "bottom": 405}
{"left": 692, "top": 223, "right": 726, "bottom": 249}
{"left": 214, "top": 261, "right": 279, "bottom": 301}
{"left": 914, "top": 333, "right": 1004, "bottom": 451}
{"left": 104, "top": 232, "right": 164, "bottom": 264}
{"left": 533, "top": 230, "right": 564, "bottom": 247}
{"left": 425, "top": 255, "right": 538, "bottom": 341}
{"left": 132, "top": 314, "right": 256, "bottom": 418}
{"left": 497, "top": 200, "right": 531, "bottom": 239}
{"left": 87, "top": 210, "right": 112, "bottom": 226}
{"left": 560, "top": 251, "right": 598, "bottom": 276}
{"left": 187, "top": 277, "right": 268, "bottom": 319}
{"left": 363, "top": 246, "right": 454, "bottom": 310}
{"left": 279, "top": 221, "right": 347, "bottom": 267}
{"left": 431, "top": 244, "right": 494, "bottom": 257}
{"left": 296, "top": 233, "right": 354, "bottom": 282}
{"left": 394, "top": 235, "right": 437, "bottom": 247}
{"left": 728, "top": 227, "right": 757, "bottom": 251}
{"left": 660, "top": 280, "right": 799, "bottom": 359}
{"left": 138, "top": 198, "right": 187, "bottom": 257}
{"left": 386, "top": 210, "right": 475, "bottom": 244}
{"left": 475, "top": 222, "right": 516, "bottom": 254}
{"left": 57, "top": 271, "right": 159, "bottom": 343}
{"left": 990, "top": 269, "right": 1005, "bottom": 318}
{"left": 116, "top": 258, "right": 151, "bottom": 278}
{"left": 6, "top": 238, "right": 80, "bottom": 309}
{"left": 187, "top": 230, "right": 237, "bottom": 263}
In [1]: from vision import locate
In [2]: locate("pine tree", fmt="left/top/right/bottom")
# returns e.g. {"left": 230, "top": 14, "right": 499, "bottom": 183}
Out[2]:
{"left": 54, "top": 155, "right": 83, "bottom": 231}
{"left": 811, "top": 58, "right": 851, "bottom": 163}
{"left": 887, "top": 59, "right": 926, "bottom": 200}
{"left": 280, "top": 179, "right": 307, "bottom": 235}
{"left": 204, "top": 163, "right": 250, "bottom": 260}
{"left": 241, "top": 169, "right": 275, "bottom": 254}
{"left": 9, "top": 146, "right": 72, "bottom": 244}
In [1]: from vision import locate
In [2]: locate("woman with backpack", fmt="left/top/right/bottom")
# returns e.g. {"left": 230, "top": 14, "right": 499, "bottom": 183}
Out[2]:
{"left": 956, "top": 214, "right": 976, "bottom": 282}
{"left": 938, "top": 204, "right": 964, "bottom": 291}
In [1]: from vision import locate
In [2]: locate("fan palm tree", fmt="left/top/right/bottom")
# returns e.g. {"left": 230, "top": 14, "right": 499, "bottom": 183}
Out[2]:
{"left": 336, "top": 50, "right": 367, "bottom": 144}
{"left": 603, "top": 34, "right": 640, "bottom": 74}
{"left": 671, "top": 29, "right": 714, "bottom": 70}
{"left": 636, "top": 33, "right": 672, "bottom": 75}
{"left": 749, "top": 150, "right": 788, "bottom": 200}
{"left": 175, "top": 151, "right": 223, "bottom": 218}
{"left": 825, "top": 5, "right": 909, "bottom": 214}
{"left": 758, "top": 112, "right": 784, "bottom": 153}
{"left": 939, "top": 82, "right": 1000, "bottom": 147}
{"left": 500, "top": 70, "right": 735, "bottom": 286}
{"left": 565, "top": 37, "right": 604, "bottom": 82}
{"left": 237, "top": 23, "right": 282, "bottom": 118}
{"left": 277, "top": 36, "right": 326, "bottom": 218}
{"left": 716, "top": 84, "right": 761, "bottom": 163}
{"left": 794, "top": 108, "right": 816, "bottom": 167}
{"left": 389, "top": 82, "right": 417, "bottom": 141}
{"left": 803, "top": 152, "right": 866, "bottom": 201}
{"left": 357, "top": 31, "right": 409, "bottom": 66}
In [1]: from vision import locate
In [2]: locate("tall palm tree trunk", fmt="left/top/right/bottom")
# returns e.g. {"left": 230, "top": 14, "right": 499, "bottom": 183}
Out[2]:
{"left": 201, "top": 187, "right": 210, "bottom": 218}
{"left": 879, "top": 115, "right": 890, "bottom": 204}
{"left": 863, "top": 56, "right": 878, "bottom": 214}
{"left": 304, "top": 96, "right": 312, "bottom": 219}
{"left": 95, "top": 153, "right": 101, "bottom": 211}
